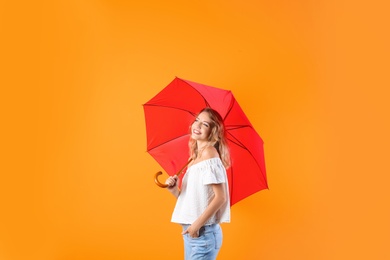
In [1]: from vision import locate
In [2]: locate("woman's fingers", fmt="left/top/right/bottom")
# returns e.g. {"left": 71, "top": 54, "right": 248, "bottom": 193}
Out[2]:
{"left": 165, "top": 176, "right": 178, "bottom": 186}
{"left": 181, "top": 226, "right": 199, "bottom": 238}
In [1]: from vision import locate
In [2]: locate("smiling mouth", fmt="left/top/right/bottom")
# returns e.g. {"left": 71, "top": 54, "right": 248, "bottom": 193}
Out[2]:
{"left": 193, "top": 129, "right": 201, "bottom": 135}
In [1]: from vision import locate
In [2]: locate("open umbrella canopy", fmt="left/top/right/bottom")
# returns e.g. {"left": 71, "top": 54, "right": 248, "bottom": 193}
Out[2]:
{"left": 143, "top": 77, "right": 267, "bottom": 205}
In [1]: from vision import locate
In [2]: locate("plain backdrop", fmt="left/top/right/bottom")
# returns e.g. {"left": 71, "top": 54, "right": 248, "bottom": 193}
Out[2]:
{"left": 1, "top": 0, "right": 389, "bottom": 259}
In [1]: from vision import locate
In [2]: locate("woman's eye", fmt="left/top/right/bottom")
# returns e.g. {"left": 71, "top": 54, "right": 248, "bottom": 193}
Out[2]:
{"left": 203, "top": 123, "right": 209, "bottom": 127}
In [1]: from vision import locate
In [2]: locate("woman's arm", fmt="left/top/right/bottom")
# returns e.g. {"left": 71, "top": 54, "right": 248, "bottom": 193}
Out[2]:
{"left": 182, "top": 183, "right": 226, "bottom": 237}
{"left": 165, "top": 175, "right": 180, "bottom": 198}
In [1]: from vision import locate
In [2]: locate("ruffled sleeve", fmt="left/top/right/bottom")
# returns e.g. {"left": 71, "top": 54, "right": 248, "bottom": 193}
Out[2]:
{"left": 201, "top": 158, "right": 227, "bottom": 185}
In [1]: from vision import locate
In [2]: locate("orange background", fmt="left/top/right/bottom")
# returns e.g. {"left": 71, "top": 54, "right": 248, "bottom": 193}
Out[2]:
{"left": 1, "top": 0, "right": 389, "bottom": 259}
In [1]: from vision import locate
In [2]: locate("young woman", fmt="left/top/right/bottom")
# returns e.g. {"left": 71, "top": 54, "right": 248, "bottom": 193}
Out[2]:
{"left": 165, "top": 107, "right": 231, "bottom": 260}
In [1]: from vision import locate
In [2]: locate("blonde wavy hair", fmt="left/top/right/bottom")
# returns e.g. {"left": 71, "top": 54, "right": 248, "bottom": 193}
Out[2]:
{"left": 189, "top": 107, "right": 231, "bottom": 168}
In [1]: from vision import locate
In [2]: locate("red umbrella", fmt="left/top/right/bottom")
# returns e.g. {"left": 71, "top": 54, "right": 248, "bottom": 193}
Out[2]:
{"left": 143, "top": 77, "right": 268, "bottom": 205}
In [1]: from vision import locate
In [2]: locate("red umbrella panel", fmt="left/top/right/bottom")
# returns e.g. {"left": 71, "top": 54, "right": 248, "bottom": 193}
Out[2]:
{"left": 143, "top": 77, "right": 268, "bottom": 205}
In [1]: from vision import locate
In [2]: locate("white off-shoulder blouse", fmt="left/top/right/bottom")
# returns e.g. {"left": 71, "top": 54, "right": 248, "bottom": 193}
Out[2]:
{"left": 171, "top": 157, "right": 231, "bottom": 225}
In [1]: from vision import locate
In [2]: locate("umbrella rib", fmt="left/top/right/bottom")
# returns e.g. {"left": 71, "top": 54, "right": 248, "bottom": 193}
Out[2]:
{"left": 227, "top": 131, "right": 266, "bottom": 179}
{"left": 226, "top": 125, "right": 252, "bottom": 131}
{"left": 178, "top": 78, "right": 211, "bottom": 108}
{"left": 225, "top": 126, "right": 252, "bottom": 149}
{"left": 143, "top": 103, "right": 198, "bottom": 117}
{"left": 223, "top": 98, "right": 235, "bottom": 121}
{"left": 226, "top": 134, "right": 246, "bottom": 149}
{"left": 147, "top": 133, "right": 190, "bottom": 152}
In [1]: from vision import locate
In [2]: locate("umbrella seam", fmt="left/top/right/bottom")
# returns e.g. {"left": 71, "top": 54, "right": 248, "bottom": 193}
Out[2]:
{"left": 227, "top": 132, "right": 267, "bottom": 185}
{"left": 147, "top": 133, "right": 190, "bottom": 152}
{"left": 143, "top": 103, "right": 198, "bottom": 116}
{"left": 178, "top": 78, "right": 211, "bottom": 108}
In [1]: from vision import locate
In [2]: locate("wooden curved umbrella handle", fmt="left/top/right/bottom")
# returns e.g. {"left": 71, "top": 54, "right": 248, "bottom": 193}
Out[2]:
{"left": 153, "top": 159, "right": 193, "bottom": 188}
{"left": 154, "top": 171, "right": 169, "bottom": 188}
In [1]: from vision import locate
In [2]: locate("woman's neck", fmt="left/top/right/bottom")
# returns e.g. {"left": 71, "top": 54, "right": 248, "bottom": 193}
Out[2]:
{"left": 197, "top": 141, "right": 209, "bottom": 151}
{"left": 195, "top": 141, "right": 210, "bottom": 159}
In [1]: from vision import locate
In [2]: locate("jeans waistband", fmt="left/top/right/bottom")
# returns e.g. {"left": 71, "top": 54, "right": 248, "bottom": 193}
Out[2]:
{"left": 181, "top": 223, "right": 220, "bottom": 233}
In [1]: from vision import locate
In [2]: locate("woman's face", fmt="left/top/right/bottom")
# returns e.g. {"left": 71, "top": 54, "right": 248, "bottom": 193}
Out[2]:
{"left": 191, "top": 112, "right": 212, "bottom": 142}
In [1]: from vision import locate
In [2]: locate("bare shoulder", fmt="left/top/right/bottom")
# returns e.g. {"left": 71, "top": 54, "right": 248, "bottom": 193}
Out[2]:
{"left": 202, "top": 145, "right": 219, "bottom": 159}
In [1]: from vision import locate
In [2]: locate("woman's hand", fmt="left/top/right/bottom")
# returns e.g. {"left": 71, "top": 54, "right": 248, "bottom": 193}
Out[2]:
{"left": 165, "top": 175, "right": 178, "bottom": 188}
{"left": 182, "top": 224, "right": 201, "bottom": 238}
{"left": 165, "top": 176, "right": 180, "bottom": 198}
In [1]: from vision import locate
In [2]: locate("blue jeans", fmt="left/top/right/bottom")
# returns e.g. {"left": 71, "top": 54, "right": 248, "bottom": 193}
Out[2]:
{"left": 181, "top": 224, "right": 223, "bottom": 260}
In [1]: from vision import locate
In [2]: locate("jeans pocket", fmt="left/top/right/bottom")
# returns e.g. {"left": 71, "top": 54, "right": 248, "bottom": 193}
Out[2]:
{"left": 188, "top": 234, "right": 202, "bottom": 240}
